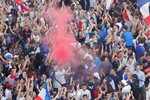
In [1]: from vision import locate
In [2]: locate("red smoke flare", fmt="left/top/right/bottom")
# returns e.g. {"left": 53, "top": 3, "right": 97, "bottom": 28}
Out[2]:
{"left": 44, "top": 6, "right": 76, "bottom": 65}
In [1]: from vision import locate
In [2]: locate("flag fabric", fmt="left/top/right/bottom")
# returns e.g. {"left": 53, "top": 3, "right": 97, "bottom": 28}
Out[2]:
{"left": 38, "top": 88, "right": 46, "bottom": 100}
{"left": 137, "top": 0, "right": 149, "bottom": 7}
{"left": 137, "top": 0, "right": 150, "bottom": 26}
{"left": 34, "top": 96, "right": 42, "bottom": 100}
{"left": 35, "top": 83, "right": 51, "bottom": 100}
{"left": 45, "top": 84, "right": 51, "bottom": 100}
{"left": 35, "top": 88, "right": 51, "bottom": 100}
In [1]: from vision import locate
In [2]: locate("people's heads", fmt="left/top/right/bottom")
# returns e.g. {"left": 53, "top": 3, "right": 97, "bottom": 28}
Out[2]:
{"left": 104, "top": 56, "right": 109, "bottom": 61}
{"left": 101, "top": 54, "right": 109, "bottom": 61}
{"left": 24, "top": 24, "right": 30, "bottom": 31}
{"left": 22, "top": 71, "right": 27, "bottom": 79}
{"left": 125, "top": 67, "right": 130, "bottom": 74}
{"left": 10, "top": 68, "right": 16, "bottom": 76}
{"left": 90, "top": 17, "right": 95, "bottom": 24}
{"left": 52, "top": 88, "right": 58, "bottom": 97}
{"left": 20, "top": 91, "right": 25, "bottom": 97}
{"left": 136, "top": 62, "right": 144, "bottom": 71}
{"left": 123, "top": 2, "right": 128, "bottom": 8}
{"left": 114, "top": 25, "right": 119, "bottom": 32}
{"left": 117, "top": 50, "right": 123, "bottom": 58}
{"left": 82, "top": 94, "right": 88, "bottom": 100}
{"left": 79, "top": 10, "right": 85, "bottom": 17}
{"left": 110, "top": 69, "right": 116, "bottom": 75}
{"left": 41, "top": 74, "right": 47, "bottom": 81}
{"left": 82, "top": 83, "right": 87, "bottom": 90}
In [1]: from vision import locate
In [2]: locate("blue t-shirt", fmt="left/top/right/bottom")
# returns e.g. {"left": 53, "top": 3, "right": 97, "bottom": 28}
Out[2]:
{"left": 135, "top": 44, "right": 145, "bottom": 58}
{"left": 123, "top": 73, "right": 128, "bottom": 80}
{"left": 40, "top": 43, "right": 49, "bottom": 55}
{"left": 123, "top": 31, "right": 133, "bottom": 47}
{"left": 94, "top": 56, "right": 101, "bottom": 70}
{"left": 99, "top": 25, "right": 108, "bottom": 41}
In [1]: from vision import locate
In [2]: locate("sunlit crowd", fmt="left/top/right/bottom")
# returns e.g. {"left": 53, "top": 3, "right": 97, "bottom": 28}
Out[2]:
{"left": 0, "top": 0, "right": 149, "bottom": 100}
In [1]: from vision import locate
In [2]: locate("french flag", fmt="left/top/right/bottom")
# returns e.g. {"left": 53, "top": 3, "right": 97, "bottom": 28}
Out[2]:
{"left": 137, "top": 0, "right": 150, "bottom": 26}
{"left": 35, "top": 85, "right": 51, "bottom": 100}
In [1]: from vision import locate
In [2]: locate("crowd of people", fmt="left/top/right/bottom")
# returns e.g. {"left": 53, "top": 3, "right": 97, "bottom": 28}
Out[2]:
{"left": 0, "top": 0, "right": 150, "bottom": 100}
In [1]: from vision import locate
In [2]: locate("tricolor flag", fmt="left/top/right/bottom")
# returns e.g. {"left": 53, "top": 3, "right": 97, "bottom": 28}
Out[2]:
{"left": 35, "top": 85, "right": 51, "bottom": 100}
{"left": 137, "top": 0, "right": 150, "bottom": 26}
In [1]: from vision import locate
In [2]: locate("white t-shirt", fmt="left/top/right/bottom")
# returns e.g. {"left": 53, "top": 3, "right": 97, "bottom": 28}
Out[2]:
{"left": 122, "top": 85, "right": 131, "bottom": 93}
{"left": 78, "top": 89, "right": 91, "bottom": 100}
{"left": 1, "top": 96, "right": 7, "bottom": 100}
{"left": 5, "top": 89, "right": 12, "bottom": 99}
{"left": 53, "top": 69, "right": 66, "bottom": 88}
{"left": 90, "top": 0, "right": 97, "bottom": 8}
{"left": 135, "top": 70, "right": 145, "bottom": 87}
{"left": 146, "top": 83, "right": 150, "bottom": 100}
{"left": 17, "top": 96, "right": 25, "bottom": 100}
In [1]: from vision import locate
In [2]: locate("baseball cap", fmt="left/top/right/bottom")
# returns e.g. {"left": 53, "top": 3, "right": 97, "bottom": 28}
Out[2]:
{"left": 4, "top": 52, "right": 13, "bottom": 61}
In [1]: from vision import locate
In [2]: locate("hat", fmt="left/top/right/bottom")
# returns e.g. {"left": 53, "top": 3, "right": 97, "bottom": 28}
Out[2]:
{"left": 4, "top": 52, "right": 13, "bottom": 60}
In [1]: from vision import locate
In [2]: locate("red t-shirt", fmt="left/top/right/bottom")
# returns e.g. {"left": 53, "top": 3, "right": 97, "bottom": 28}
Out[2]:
{"left": 92, "top": 88, "right": 101, "bottom": 98}
{"left": 78, "top": 20, "right": 83, "bottom": 31}
{"left": 122, "top": 9, "right": 129, "bottom": 21}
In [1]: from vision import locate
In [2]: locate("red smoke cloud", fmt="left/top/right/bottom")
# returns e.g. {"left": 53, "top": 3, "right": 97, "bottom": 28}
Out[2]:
{"left": 44, "top": 6, "right": 76, "bottom": 65}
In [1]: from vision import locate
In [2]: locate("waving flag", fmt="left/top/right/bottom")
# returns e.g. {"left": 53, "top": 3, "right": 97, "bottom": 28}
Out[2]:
{"left": 137, "top": 0, "right": 150, "bottom": 26}
{"left": 35, "top": 84, "right": 51, "bottom": 100}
